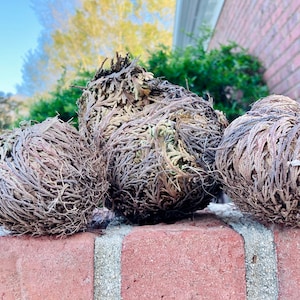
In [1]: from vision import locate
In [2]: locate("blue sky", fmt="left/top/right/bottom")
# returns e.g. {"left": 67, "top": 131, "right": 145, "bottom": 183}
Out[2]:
{"left": 0, "top": 1, "right": 42, "bottom": 95}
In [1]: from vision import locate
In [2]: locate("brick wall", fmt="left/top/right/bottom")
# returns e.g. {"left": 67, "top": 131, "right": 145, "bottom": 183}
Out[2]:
{"left": 208, "top": 0, "right": 300, "bottom": 100}
{"left": 1, "top": 204, "right": 300, "bottom": 299}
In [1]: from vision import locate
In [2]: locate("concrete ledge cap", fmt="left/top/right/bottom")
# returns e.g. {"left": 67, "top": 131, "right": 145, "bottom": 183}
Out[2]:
{"left": 94, "top": 225, "right": 132, "bottom": 300}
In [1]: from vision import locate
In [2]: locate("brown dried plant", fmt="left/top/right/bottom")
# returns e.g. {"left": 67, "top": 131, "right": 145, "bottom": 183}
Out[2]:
{"left": 0, "top": 117, "right": 108, "bottom": 236}
{"left": 216, "top": 95, "right": 300, "bottom": 227}
{"left": 78, "top": 54, "right": 227, "bottom": 224}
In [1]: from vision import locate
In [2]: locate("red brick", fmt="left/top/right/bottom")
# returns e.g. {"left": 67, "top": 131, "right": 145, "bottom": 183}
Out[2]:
{"left": 121, "top": 214, "right": 246, "bottom": 300}
{"left": 284, "top": 83, "right": 300, "bottom": 99}
{"left": 272, "top": 66, "right": 300, "bottom": 95}
{"left": 265, "top": 34, "right": 300, "bottom": 83}
{"left": 209, "top": 0, "right": 300, "bottom": 97}
{"left": 273, "top": 227, "right": 300, "bottom": 300}
{"left": 0, "top": 232, "right": 96, "bottom": 300}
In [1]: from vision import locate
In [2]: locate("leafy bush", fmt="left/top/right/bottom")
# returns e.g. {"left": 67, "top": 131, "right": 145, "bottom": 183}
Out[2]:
{"left": 145, "top": 38, "right": 269, "bottom": 121}
{"left": 22, "top": 36, "right": 268, "bottom": 127}
{"left": 21, "top": 69, "right": 94, "bottom": 128}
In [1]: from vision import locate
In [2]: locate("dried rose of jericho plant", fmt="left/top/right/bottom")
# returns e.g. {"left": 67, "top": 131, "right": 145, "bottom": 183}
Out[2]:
{"left": 216, "top": 95, "right": 300, "bottom": 227}
{"left": 0, "top": 117, "right": 108, "bottom": 236}
{"left": 78, "top": 53, "right": 228, "bottom": 224}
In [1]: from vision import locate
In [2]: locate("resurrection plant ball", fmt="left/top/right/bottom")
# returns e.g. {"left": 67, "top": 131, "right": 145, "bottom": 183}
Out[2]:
{"left": 0, "top": 117, "right": 108, "bottom": 236}
{"left": 77, "top": 53, "right": 228, "bottom": 224}
{"left": 77, "top": 52, "right": 155, "bottom": 144}
{"left": 215, "top": 95, "right": 300, "bottom": 227}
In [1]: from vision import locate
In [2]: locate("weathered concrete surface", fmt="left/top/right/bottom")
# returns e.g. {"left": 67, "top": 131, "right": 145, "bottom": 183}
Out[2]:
{"left": 94, "top": 225, "right": 132, "bottom": 300}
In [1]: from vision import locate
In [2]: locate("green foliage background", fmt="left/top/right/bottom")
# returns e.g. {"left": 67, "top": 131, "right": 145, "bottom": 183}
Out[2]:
{"left": 18, "top": 36, "right": 269, "bottom": 126}
{"left": 18, "top": 69, "right": 94, "bottom": 128}
{"left": 145, "top": 38, "right": 269, "bottom": 121}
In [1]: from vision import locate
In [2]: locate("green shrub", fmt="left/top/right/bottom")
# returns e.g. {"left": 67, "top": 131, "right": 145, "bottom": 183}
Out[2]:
{"left": 22, "top": 36, "right": 268, "bottom": 127}
{"left": 145, "top": 38, "right": 269, "bottom": 121}
{"left": 21, "top": 69, "right": 94, "bottom": 128}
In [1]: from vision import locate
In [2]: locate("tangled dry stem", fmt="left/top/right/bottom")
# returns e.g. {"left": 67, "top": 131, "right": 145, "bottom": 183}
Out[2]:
{"left": 216, "top": 95, "right": 300, "bottom": 227}
{"left": 0, "top": 117, "right": 108, "bottom": 236}
{"left": 78, "top": 53, "right": 227, "bottom": 224}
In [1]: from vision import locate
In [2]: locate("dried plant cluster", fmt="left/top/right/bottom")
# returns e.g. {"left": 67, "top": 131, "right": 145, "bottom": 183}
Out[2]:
{"left": 78, "top": 54, "right": 228, "bottom": 224}
{"left": 0, "top": 117, "right": 108, "bottom": 236}
{"left": 216, "top": 95, "right": 300, "bottom": 227}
